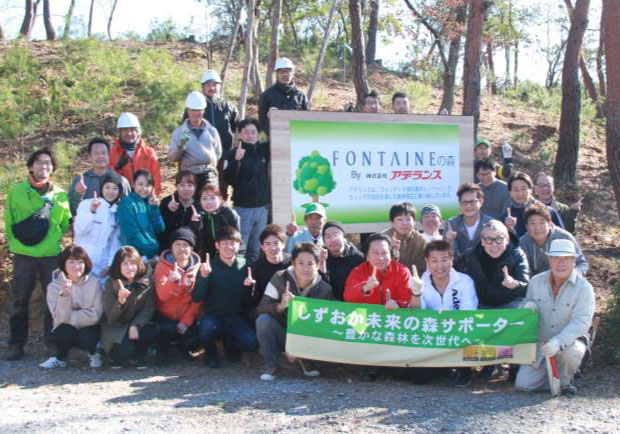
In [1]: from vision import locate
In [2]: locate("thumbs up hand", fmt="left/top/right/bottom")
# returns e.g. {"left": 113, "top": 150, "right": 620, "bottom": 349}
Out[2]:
{"left": 117, "top": 279, "right": 132, "bottom": 304}
{"left": 90, "top": 192, "right": 101, "bottom": 214}
{"left": 445, "top": 223, "right": 457, "bottom": 242}
{"left": 286, "top": 212, "right": 298, "bottom": 236}
{"left": 168, "top": 194, "right": 179, "bottom": 212}
{"left": 244, "top": 267, "right": 256, "bottom": 287}
{"left": 200, "top": 254, "right": 211, "bottom": 278}
{"left": 234, "top": 141, "right": 246, "bottom": 161}
{"left": 59, "top": 271, "right": 73, "bottom": 297}
{"left": 191, "top": 205, "right": 200, "bottom": 222}
{"left": 502, "top": 266, "right": 518, "bottom": 289}
{"left": 410, "top": 265, "right": 423, "bottom": 293}
{"left": 75, "top": 173, "right": 87, "bottom": 194}
{"left": 278, "top": 281, "right": 295, "bottom": 311}
{"left": 501, "top": 138, "right": 513, "bottom": 159}
{"left": 363, "top": 267, "right": 379, "bottom": 294}
{"left": 170, "top": 263, "right": 182, "bottom": 283}
{"left": 505, "top": 207, "right": 517, "bottom": 231}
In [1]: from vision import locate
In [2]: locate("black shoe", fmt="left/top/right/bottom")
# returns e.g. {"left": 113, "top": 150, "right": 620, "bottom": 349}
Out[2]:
{"left": 561, "top": 383, "right": 577, "bottom": 396}
{"left": 360, "top": 367, "right": 380, "bottom": 382}
{"left": 205, "top": 354, "right": 221, "bottom": 369}
{"left": 4, "top": 345, "right": 24, "bottom": 361}
{"left": 478, "top": 365, "right": 501, "bottom": 380}
{"left": 453, "top": 369, "right": 472, "bottom": 387}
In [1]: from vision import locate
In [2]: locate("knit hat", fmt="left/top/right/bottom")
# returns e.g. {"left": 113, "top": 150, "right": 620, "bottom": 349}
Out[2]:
{"left": 99, "top": 171, "right": 125, "bottom": 204}
{"left": 322, "top": 221, "right": 346, "bottom": 237}
{"left": 169, "top": 227, "right": 197, "bottom": 247}
{"left": 421, "top": 204, "right": 442, "bottom": 219}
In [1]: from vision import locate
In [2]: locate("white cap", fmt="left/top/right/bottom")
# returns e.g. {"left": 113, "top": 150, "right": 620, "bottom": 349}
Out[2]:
{"left": 547, "top": 239, "right": 578, "bottom": 257}
{"left": 275, "top": 57, "right": 294, "bottom": 70}
{"left": 185, "top": 91, "right": 207, "bottom": 110}
{"left": 201, "top": 69, "right": 222, "bottom": 84}
{"left": 116, "top": 112, "right": 141, "bottom": 129}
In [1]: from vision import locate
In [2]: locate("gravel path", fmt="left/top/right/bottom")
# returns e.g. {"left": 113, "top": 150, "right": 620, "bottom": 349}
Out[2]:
{"left": 1, "top": 342, "right": 619, "bottom": 434}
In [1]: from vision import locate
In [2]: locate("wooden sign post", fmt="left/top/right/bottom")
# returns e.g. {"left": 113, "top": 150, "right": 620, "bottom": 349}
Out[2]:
{"left": 270, "top": 110, "right": 474, "bottom": 233}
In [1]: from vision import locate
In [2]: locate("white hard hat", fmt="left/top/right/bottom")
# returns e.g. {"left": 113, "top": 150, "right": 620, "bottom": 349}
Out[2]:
{"left": 185, "top": 91, "right": 207, "bottom": 110}
{"left": 275, "top": 57, "right": 294, "bottom": 70}
{"left": 116, "top": 112, "right": 141, "bottom": 129}
{"left": 201, "top": 69, "right": 222, "bottom": 84}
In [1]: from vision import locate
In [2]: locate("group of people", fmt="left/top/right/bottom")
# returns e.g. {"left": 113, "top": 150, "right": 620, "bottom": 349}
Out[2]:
{"left": 3, "top": 58, "right": 595, "bottom": 396}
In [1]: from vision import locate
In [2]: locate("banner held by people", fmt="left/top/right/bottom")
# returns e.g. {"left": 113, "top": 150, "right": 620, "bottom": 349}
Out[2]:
{"left": 286, "top": 297, "right": 537, "bottom": 367}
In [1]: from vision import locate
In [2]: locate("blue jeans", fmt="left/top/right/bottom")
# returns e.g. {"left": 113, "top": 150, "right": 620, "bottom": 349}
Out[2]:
{"left": 198, "top": 314, "right": 258, "bottom": 357}
{"left": 234, "top": 206, "right": 268, "bottom": 264}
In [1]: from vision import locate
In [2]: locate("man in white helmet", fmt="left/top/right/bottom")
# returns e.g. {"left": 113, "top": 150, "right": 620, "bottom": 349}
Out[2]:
{"left": 169, "top": 91, "right": 222, "bottom": 195}
{"left": 258, "top": 57, "right": 308, "bottom": 136}
{"left": 110, "top": 112, "right": 162, "bottom": 194}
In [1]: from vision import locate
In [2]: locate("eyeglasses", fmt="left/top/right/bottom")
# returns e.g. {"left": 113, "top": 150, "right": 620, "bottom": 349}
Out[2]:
{"left": 481, "top": 236, "right": 506, "bottom": 245}
{"left": 34, "top": 160, "right": 53, "bottom": 167}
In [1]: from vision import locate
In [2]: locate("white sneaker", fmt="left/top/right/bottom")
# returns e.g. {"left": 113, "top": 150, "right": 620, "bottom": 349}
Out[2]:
{"left": 260, "top": 368, "right": 278, "bottom": 381}
{"left": 39, "top": 357, "right": 67, "bottom": 369}
{"left": 89, "top": 353, "right": 103, "bottom": 368}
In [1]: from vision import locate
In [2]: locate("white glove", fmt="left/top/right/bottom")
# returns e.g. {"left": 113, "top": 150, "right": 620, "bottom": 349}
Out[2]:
{"left": 541, "top": 338, "right": 561, "bottom": 357}
{"left": 522, "top": 301, "right": 538, "bottom": 313}
{"left": 409, "top": 265, "right": 423, "bottom": 294}
{"left": 502, "top": 140, "right": 513, "bottom": 158}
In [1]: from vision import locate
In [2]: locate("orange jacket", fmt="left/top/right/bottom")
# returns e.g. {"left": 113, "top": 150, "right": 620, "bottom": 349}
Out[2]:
{"left": 154, "top": 251, "right": 202, "bottom": 326}
{"left": 344, "top": 260, "right": 412, "bottom": 308}
{"left": 109, "top": 139, "right": 162, "bottom": 195}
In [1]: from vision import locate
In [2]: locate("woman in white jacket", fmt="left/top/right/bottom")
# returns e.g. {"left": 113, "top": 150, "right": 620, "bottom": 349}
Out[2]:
{"left": 74, "top": 172, "right": 125, "bottom": 282}
{"left": 39, "top": 246, "right": 104, "bottom": 369}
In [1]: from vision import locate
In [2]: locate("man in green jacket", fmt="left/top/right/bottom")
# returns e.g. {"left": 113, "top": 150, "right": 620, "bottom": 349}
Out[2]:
{"left": 193, "top": 226, "right": 257, "bottom": 368}
{"left": 3, "top": 148, "right": 71, "bottom": 360}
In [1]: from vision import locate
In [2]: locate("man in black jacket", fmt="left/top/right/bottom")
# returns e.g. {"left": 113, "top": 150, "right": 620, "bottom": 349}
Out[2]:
{"left": 322, "top": 221, "right": 364, "bottom": 300}
{"left": 454, "top": 219, "right": 530, "bottom": 308}
{"left": 222, "top": 118, "right": 270, "bottom": 264}
{"left": 258, "top": 57, "right": 308, "bottom": 136}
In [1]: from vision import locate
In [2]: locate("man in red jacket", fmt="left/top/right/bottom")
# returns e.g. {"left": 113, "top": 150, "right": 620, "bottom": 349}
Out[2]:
{"left": 109, "top": 112, "right": 162, "bottom": 195}
{"left": 344, "top": 233, "right": 414, "bottom": 381}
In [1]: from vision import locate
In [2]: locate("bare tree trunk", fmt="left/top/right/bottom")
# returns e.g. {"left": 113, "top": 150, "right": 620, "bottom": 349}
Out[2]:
{"left": 43, "top": 0, "right": 56, "bottom": 40}
{"left": 579, "top": 56, "right": 603, "bottom": 117}
{"left": 0, "top": 23, "right": 5, "bottom": 41}
{"left": 603, "top": 0, "right": 620, "bottom": 216}
{"left": 504, "top": 44, "right": 511, "bottom": 89}
{"left": 307, "top": 0, "right": 340, "bottom": 106}
{"left": 348, "top": 0, "right": 370, "bottom": 109}
{"left": 19, "top": 0, "right": 35, "bottom": 38}
{"left": 107, "top": 0, "right": 119, "bottom": 40}
{"left": 365, "top": 0, "right": 379, "bottom": 65}
{"left": 238, "top": 0, "right": 254, "bottom": 119}
{"left": 284, "top": 2, "right": 299, "bottom": 50}
{"left": 553, "top": 0, "right": 590, "bottom": 185}
{"left": 462, "top": 0, "right": 488, "bottom": 137}
{"left": 487, "top": 41, "right": 497, "bottom": 94}
{"left": 439, "top": 5, "right": 466, "bottom": 114}
{"left": 87, "top": 0, "right": 95, "bottom": 37}
{"left": 597, "top": 9, "right": 606, "bottom": 98}
{"left": 251, "top": 10, "right": 263, "bottom": 99}
{"left": 62, "top": 0, "right": 76, "bottom": 40}
{"left": 265, "top": 0, "right": 282, "bottom": 87}
{"left": 220, "top": 0, "right": 243, "bottom": 94}
{"left": 513, "top": 40, "right": 519, "bottom": 89}
{"left": 338, "top": 6, "right": 349, "bottom": 43}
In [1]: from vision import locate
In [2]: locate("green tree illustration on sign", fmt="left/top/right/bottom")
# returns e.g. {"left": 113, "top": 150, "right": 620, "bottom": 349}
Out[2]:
{"left": 293, "top": 150, "right": 337, "bottom": 204}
